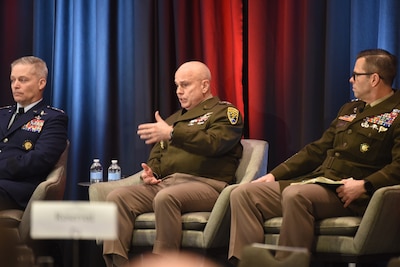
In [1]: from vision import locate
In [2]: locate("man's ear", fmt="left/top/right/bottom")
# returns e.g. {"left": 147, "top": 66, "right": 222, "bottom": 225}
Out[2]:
{"left": 38, "top": 78, "right": 47, "bottom": 90}
{"left": 202, "top": 80, "right": 210, "bottom": 93}
{"left": 371, "top": 73, "right": 381, "bottom": 87}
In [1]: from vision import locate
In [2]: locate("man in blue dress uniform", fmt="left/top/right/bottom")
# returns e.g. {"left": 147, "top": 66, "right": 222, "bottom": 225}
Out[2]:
{"left": 0, "top": 56, "right": 68, "bottom": 211}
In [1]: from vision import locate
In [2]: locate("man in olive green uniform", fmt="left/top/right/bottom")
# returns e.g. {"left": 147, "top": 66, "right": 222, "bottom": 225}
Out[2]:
{"left": 228, "top": 49, "right": 399, "bottom": 264}
{"left": 103, "top": 61, "right": 243, "bottom": 267}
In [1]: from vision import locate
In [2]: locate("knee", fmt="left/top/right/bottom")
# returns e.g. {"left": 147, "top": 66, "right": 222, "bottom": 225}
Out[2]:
{"left": 230, "top": 184, "right": 252, "bottom": 204}
{"left": 106, "top": 187, "right": 127, "bottom": 203}
{"left": 281, "top": 186, "right": 309, "bottom": 208}
{"left": 153, "top": 190, "right": 177, "bottom": 209}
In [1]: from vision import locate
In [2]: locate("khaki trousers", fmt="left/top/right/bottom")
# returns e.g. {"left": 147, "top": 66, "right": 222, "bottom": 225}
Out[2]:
{"left": 103, "top": 173, "right": 226, "bottom": 262}
{"left": 229, "top": 182, "right": 359, "bottom": 260}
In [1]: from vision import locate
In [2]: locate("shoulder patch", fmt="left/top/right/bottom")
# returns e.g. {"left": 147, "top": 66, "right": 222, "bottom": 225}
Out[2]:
{"left": 227, "top": 107, "right": 239, "bottom": 125}
{"left": 46, "top": 106, "right": 65, "bottom": 113}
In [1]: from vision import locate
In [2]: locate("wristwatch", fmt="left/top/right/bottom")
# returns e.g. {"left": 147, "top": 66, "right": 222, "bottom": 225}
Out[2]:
{"left": 364, "top": 180, "right": 374, "bottom": 196}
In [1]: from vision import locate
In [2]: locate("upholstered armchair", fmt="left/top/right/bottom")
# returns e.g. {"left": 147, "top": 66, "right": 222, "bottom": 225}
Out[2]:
{"left": 89, "top": 139, "right": 269, "bottom": 254}
{"left": 263, "top": 184, "right": 400, "bottom": 264}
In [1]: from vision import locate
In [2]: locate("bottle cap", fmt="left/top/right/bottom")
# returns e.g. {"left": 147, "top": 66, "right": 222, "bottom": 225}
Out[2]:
{"left": 111, "top": 159, "right": 118, "bottom": 164}
{"left": 94, "top": 159, "right": 100, "bottom": 163}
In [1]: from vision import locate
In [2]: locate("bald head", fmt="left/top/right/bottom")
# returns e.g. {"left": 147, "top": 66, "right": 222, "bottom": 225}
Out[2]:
{"left": 176, "top": 61, "right": 212, "bottom": 81}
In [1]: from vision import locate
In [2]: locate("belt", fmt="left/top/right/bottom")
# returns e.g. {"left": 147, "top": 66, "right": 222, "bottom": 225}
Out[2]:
{"left": 322, "top": 156, "right": 363, "bottom": 179}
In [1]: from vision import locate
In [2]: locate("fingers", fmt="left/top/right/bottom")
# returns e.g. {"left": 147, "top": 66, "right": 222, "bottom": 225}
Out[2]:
{"left": 141, "top": 163, "right": 150, "bottom": 171}
{"left": 155, "top": 111, "right": 162, "bottom": 121}
{"left": 137, "top": 111, "right": 168, "bottom": 144}
{"left": 137, "top": 124, "right": 155, "bottom": 141}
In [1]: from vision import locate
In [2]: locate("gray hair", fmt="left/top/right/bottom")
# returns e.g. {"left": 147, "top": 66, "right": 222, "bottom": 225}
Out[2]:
{"left": 11, "top": 56, "right": 48, "bottom": 79}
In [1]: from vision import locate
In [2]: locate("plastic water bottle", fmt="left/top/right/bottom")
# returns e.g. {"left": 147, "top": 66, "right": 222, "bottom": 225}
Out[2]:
{"left": 108, "top": 159, "right": 121, "bottom": 181}
{"left": 90, "top": 159, "right": 103, "bottom": 183}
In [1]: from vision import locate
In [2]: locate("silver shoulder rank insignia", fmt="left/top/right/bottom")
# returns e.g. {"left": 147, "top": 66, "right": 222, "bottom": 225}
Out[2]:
{"left": 0, "top": 105, "right": 11, "bottom": 110}
{"left": 227, "top": 107, "right": 239, "bottom": 125}
{"left": 47, "top": 106, "right": 65, "bottom": 113}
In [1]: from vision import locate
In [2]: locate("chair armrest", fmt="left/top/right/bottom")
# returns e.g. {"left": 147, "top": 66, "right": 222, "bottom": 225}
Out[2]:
{"left": 353, "top": 185, "right": 400, "bottom": 254}
{"left": 202, "top": 139, "right": 269, "bottom": 247}
{"left": 89, "top": 172, "right": 142, "bottom": 202}
{"left": 203, "top": 184, "right": 239, "bottom": 247}
{"left": 236, "top": 139, "right": 269, "bottom": 184}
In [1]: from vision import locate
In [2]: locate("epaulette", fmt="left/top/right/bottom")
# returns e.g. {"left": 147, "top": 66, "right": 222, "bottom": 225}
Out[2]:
{"left": 46, "top": 105, "right": 65, "bottom": 113}
{"left": 219, "top": 101, "right": 232, "bottom": 105}
{"left": 0, "top": 105, "right": 12, "bottom": 110}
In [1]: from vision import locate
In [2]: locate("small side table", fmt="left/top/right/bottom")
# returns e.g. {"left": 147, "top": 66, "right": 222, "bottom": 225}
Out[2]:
{"left": 78, "top": 182, "right": 91, "bottom": 187}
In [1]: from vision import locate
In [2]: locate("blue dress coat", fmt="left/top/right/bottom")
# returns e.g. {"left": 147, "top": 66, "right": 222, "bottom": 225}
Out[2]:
{"left": 0, "top": 101, "right": 68, "bottom": 209}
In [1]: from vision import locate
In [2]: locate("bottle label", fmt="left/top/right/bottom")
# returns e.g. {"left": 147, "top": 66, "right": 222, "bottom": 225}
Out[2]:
{"left": 108, "top": 172, "right": 121, "bottom": 181}
{"left": 90, "top": 172, "right": 103, "bottom": 183}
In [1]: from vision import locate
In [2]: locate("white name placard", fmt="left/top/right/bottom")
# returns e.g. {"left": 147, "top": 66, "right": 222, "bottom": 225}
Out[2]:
{"left": 31, "top": 201, "right": 117, "bottom": 240}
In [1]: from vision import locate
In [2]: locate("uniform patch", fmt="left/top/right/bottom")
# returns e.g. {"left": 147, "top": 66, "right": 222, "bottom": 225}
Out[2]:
{"left": 22, "top": 118, "right": 45, "bottom": 133}
{"left": 361, "top": 109, "right": 400, "bottom": 132}
{"left": 227, "top": 107, "right": 239, "bottom": 125}
{"left": 339, "top": 114, "right": 356, "bottom": 122}
{"left": 188, "top": 112, "right": 213, "bottom": 126}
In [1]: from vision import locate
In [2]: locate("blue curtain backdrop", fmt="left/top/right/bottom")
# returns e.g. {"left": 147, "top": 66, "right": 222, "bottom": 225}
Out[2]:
{"left": 0, "top": 0, "right": 399, "bottom": 200}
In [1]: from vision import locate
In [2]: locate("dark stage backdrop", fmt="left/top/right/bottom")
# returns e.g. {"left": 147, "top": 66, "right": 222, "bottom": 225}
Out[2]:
{"left": 0, "top": 0, "right": 399, "bottom": 200}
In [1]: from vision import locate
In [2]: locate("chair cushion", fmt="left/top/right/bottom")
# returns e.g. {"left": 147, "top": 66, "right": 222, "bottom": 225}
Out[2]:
{"left": 135, "top": 212, "right": 210, "bottom": 231}
{"left": 0, "top": 209, "right": 23, "bottom": 228}
{"left": 264, "top": 216, "right": 361, "bottom": 236}
{"left": 316, "top": 216, "right": 361, "bottom": 236}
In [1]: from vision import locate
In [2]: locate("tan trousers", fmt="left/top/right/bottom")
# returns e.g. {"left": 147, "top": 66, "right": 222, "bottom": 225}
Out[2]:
{"left": 103, "top": 173, "right": 226, "bottom": 263}
{"left": 228, "top": 182, "right": 361, "bottom": 260}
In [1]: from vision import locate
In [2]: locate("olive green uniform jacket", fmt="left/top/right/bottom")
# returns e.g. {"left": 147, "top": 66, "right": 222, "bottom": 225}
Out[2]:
{"left": 146, "top": 96, "right": 243, "bottom": 185}
{"left": 271, "top": 90, "right": 400, "bottom": 200}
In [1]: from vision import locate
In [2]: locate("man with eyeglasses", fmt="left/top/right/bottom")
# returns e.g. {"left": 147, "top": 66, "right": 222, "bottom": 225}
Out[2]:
{"left": 228, "top": 48, "right": 399, "bottom": 265}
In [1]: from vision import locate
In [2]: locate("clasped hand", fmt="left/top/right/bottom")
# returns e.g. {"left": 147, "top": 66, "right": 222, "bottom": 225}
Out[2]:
{"left": 137, "top": 111, "right": 173, "bottom": 144}
{"left": 336, "top": 178, "right": 365, "bottom": 208}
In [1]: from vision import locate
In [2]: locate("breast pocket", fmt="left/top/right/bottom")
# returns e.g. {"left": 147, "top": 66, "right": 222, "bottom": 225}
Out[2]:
{"left": 354, "top": 126, "right": 388, "bottom": 161}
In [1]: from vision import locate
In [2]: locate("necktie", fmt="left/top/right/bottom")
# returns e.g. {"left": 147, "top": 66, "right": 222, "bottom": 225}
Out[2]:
{"left": 8, "top": 107, "right": 25, "bottom": 129}
{"left": 14, "top": 107, "right": 25, "bottom": 121}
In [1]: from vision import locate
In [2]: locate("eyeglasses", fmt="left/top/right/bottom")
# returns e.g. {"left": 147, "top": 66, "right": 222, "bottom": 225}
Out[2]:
{"left": 351, "top": 72, "right": 384, "bottom": 80}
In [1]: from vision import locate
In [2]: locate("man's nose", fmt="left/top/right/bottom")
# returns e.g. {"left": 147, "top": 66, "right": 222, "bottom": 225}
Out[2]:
{"left": 12, "top": 80, "right": 20, "bottom": 88}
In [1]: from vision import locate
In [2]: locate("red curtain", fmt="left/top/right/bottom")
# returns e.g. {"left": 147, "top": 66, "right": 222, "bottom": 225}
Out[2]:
{"left": 0, "top": 1, "right": 33, "bottom": 103}
{"left": 248, "top": 0, "right": 328, "bottom": 168}
{"left": 172, "top": 0, "right": 244, "bottom": 114}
